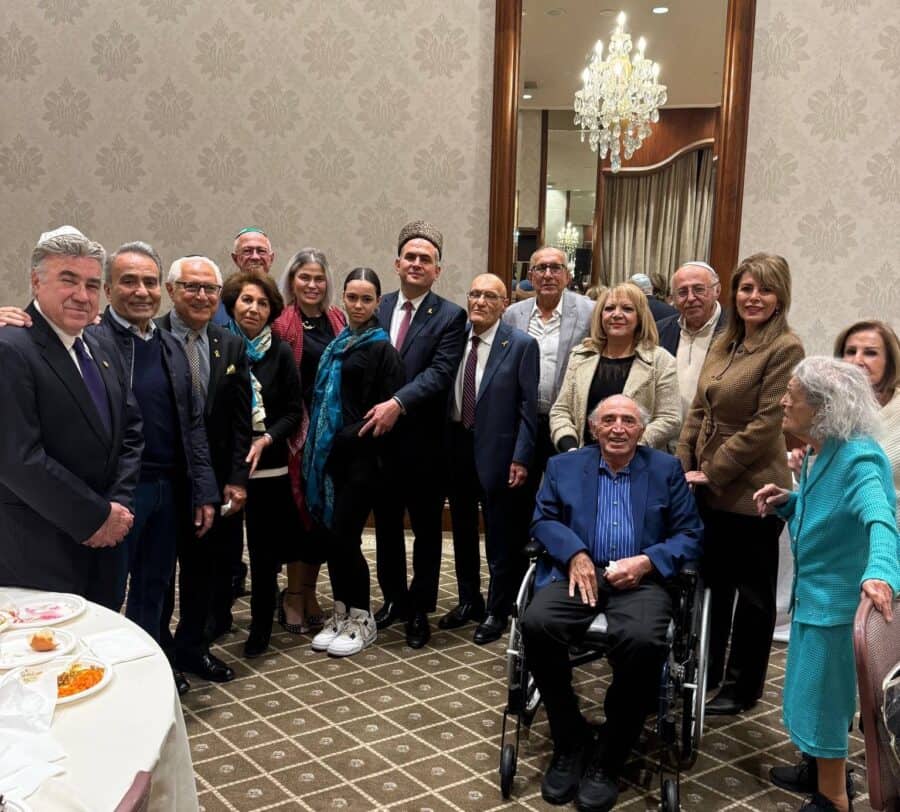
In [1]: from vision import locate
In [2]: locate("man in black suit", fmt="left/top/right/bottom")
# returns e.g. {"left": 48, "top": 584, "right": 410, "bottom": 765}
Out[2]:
{"left": 629, "top": 273, "right": 678, "bottom": 323}
{"left": 0, "top": 228, "right": 142, "bottom": 609}
{"left": 655, "top": 261, "right": 726, "bottom": 418}
{"left": 361, "top": 221, "right": 466, "bottom": 648}
{"left": 440, "top": 273, "right": 539, "bottom": 644}
{"left": 158, "top": 255, "right": 252, "bottom": 693}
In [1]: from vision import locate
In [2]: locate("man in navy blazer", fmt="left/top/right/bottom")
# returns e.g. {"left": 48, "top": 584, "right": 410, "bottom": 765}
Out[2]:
{"left": 440, "top": 273, "right": 539, "bottom": 644}
{"left": 360, "top": 220, "right": 466, "bottom": 648}
{"left": 0, "top": 228, "right": 143, "bottom": 609}
{"left": 522, "top": 395, "right": 702, "bottom": 810}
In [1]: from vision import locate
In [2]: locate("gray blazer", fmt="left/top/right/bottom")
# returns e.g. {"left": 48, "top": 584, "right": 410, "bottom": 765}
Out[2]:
{"left": 502, "top": 290, "right": 595, "bottom": 405}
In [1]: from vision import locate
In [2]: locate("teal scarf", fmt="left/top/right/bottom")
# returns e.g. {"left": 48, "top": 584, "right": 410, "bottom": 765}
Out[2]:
{"left": 303, "top": 324, "right": 389, "bottom": 527}
{"left": 227, "top": 319, "right": 271, "bottom": 432}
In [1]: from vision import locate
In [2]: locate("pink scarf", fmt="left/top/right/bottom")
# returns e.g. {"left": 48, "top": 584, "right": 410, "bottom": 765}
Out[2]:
{"left": 273, "top": 303, "right": 347, "bottom": 524}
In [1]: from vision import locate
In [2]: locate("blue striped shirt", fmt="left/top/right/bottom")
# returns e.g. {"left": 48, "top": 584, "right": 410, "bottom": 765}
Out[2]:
{"left": 593, "top": 458, "right": 636, "bottom": 564}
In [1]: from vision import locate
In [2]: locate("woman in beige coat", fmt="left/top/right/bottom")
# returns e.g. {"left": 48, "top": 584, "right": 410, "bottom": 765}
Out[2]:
{"left": 677, "top": 252, "right": 804, "bottom": 717}
{"left": 549, "top": 282, "right": 680, "bottom": 452}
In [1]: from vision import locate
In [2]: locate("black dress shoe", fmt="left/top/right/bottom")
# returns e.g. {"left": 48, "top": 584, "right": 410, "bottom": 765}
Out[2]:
{"left": 244, "top": 632, "right": 269, "bottom": 659}
{"left": 438, "top": 601, "right": 486, "bottom": 630}
{"left": 173, "top": 669, "right": 190, "bottom": 697}
{"left": 405, "top": 611, "right": 430, "bottom": 649}
{"left": 177, "top": 652, "right": 235, "bottom": 683}
{"left": 374, "top": 601, "right": 407, "bottom": 630}
{"left": 575, "top": 762, "right": 619, "bottom": 812}
{"left": 473, "top": 615, "right": 507, "bottom": 644}
{"left": 770, "top": 754, "right": 855, "bottom": 799}
{"left": 705, "top": 688, "right": 756, "bottom": 716}
{"left": 542, "top": 742, "right": 589, "bottom": 805}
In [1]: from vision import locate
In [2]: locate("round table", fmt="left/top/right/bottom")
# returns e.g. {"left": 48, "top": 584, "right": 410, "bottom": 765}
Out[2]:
{"left": 2, "top": 589, "right": 198, "bottom": 812}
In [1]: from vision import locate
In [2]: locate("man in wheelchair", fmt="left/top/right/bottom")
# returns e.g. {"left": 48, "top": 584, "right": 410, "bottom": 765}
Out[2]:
{"left": 521, "top": 395, "right": 703, "bottom": 811}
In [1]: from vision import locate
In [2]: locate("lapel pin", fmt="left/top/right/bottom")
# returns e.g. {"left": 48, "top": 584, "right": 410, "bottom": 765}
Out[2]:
{"left": 427, "top": 307, "right": 433, "bottom": 315}
{"left": 214, "top": 350, "right": 221, "bottom": 358}
{"left": 226, "top": 363, "right": 235, "bottom": 374}
{"left": 501, "top": 340, "right": 508, "bottom": 347}
{"left": 101, "top": 359, "right": 110, "bottom": 368}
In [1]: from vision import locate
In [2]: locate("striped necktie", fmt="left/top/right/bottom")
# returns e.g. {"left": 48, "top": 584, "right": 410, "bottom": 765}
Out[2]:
{"left": 461, "top": 335, "right": 480, "bottom": 429}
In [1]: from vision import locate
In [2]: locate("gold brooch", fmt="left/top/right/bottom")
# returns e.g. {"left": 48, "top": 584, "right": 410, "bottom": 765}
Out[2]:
{"left": 226, "top": 363, "right": 235, "bottom": 374}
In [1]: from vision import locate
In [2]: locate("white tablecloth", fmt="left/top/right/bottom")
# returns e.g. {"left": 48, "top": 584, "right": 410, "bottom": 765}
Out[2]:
{"left": 2, "top": 589, "right": 198, "bottom": 812}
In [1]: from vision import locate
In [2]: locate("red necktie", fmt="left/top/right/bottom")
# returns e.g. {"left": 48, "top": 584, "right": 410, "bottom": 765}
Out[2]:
{"left": 461, "top": 335, "right": 480, "bottom": 429}
{"left": 394, "top": 301, "right": 413, "bottom": 350}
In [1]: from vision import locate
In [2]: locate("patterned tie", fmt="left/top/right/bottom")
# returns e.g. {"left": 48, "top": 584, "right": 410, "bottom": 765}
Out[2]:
{"left": 73, "top": 337, "right": 111, "bottom": 433}
{"left": 185, "top": 330, "right": 202, "bottom": 400}
{"left": 461, "top": 335, "right": 480, "bottom": 429}
{"left": 394, "top": 301, "right": 414, "bottom": 350}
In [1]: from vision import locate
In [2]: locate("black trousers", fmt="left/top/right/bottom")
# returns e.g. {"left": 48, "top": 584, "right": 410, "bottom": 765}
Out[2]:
{"left": 521, "top": 576, "right": 672, "bottom": 773}
{"left": 522, "top": 414, "right": 555, "bottom": 514}
{"left": 700, "top": 506, "right": 782, "bottom": 703}
{"left": 446, "top": 423, "right": 529, "bottom": 616}
{"left": 245, "top": 474, "right": 302, "bottom": 643}
{"left": 374, "top": 445, "right": 445, "bottom": 614}
{"left": 325, "top": 452, "right": 377, "bottom": 611}
{"left": 160, "top": 509, "right": 243, "bottom": 663}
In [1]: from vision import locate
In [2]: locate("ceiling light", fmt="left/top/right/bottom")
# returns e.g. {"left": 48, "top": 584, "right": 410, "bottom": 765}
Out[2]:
{"left": 652, "top": 6, "right": 669, "bottom": 13}
{"left": 522, "top": 93, "right": 533, "bottom": 100}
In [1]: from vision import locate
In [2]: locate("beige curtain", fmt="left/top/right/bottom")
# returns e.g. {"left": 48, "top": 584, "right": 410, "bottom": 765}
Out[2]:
{"left": 600, "top": 147, "right": 715, "bottom": 294}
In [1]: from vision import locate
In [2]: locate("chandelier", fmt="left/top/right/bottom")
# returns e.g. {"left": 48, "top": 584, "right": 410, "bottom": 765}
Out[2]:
{"left": 556, "top": 222, "right": 580, "bottom": 260}
{"left": 574, "top": 12, "right": 667, "bottom": 172}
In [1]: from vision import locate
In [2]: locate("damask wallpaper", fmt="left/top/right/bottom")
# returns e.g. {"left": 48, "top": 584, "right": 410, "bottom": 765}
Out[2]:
{"left": 740, "top": 0, "right": 900, "bottom": 355}
{"left": 0, "top": 1, "right": 495, "bottom": 307}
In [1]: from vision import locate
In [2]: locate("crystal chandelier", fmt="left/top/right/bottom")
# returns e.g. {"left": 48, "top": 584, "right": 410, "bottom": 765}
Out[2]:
{"left": 573, "top": 12, "right": 667, "bottom": 172}
{"left": 556, "top": 222, "right": 580, "bottom": 260}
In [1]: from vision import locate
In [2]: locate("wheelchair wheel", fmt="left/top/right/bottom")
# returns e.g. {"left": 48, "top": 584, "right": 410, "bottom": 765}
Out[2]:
{"left": 660, "top": 778, "right": 679, "bottom": 812}
{"left": 499, "top": 742, "right": 516, "bottom": 799}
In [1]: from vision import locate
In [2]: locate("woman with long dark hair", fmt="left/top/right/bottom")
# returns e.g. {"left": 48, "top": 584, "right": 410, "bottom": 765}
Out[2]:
{"left": 302, "top": 268, "right": 405, "bottom": 657}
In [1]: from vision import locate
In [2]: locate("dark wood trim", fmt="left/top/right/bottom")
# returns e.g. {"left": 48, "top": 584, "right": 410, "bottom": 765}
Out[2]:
{"left": 591, "top": 151, "right": 604, "bottom": 285}
{"left": 709, "top": 0, "right": 757, "bottom": 296}
{"left": 600, "top": 139, "right": 715, "bottom": 177}
{"left": 537, "top": 109, "right": 549, "bottom": 244}
{"left": 488, "top": 0, "right": 522, "bottom": 292}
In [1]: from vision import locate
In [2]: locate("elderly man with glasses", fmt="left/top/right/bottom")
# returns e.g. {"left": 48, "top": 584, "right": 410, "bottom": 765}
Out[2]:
{"left": 503, "top": 246, "right": 594, "bottom": 494}
{"left": 656, "top": 261, "right": 727, "bottom": 417}
{"left": 440, "top": 273, "right": 539, "bottom": 643}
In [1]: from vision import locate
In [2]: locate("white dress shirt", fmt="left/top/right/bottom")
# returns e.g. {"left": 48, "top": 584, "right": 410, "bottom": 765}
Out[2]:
{"left": 389, "top": 290, "right": 428, "bottom": 346}
{"left": 675, "top": 301, "right": 721, "bottom": 416}
{"left": 452, "top": 320, "right": 500, "bottom": 422}
{"left": 527, "top": 298, "right": 563, "bottom": 414}
{"left": 33, "top": 299, "right": 88, "bottom": 375}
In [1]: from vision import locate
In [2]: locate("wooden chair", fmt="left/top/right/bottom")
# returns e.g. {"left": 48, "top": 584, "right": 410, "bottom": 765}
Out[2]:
{"left": 853, "top": 596, "right": 900, "bottom": 811}
{"left": 114, "top": 771, "right": 152, "bottom": 812}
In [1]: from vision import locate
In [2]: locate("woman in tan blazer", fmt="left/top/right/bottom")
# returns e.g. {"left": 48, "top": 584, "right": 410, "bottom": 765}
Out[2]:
{"left": 549, "top": 283, "right": 680, "bottom": 451}
{"left": 676, "top": 252, "right": 804, "bottom": 716}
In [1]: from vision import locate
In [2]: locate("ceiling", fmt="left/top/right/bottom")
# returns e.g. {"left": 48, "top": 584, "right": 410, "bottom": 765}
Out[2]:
{"left": 520, "top": 0, "right": 728, "bottom": 111}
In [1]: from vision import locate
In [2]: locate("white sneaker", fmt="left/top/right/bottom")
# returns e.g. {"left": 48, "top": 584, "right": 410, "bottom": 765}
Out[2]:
{"left": 326, "top": 607, "right": 376, "bottom": 657}
{"left": 311, "top": 601, "right": 348, "bottom": 651}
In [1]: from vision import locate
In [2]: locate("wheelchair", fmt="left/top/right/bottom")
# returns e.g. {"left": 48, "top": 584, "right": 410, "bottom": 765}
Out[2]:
{"left": 498, "top": 541, "right": 711, "bottom": 810}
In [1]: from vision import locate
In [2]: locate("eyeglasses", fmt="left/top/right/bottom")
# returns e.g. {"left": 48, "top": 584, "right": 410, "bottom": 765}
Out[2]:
{"left": 175, "top": 281, "right": 222, "bottom": 296}
{"left": 674, "top": 284, "right": 716, "bottom": 300}
{"left": 530, "top": 263, "right": 566, "bottom": 276}
{"left": 467, "top": 291, "right": 504, "bottom": 302}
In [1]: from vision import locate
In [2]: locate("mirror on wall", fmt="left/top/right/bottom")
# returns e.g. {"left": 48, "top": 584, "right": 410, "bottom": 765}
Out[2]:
{"left": 513, "top": 0, "right": 728, "bottom": 295}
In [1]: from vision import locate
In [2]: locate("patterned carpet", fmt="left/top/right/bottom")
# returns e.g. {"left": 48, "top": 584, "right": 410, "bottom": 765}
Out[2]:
{"left": 179, "top": 535, "right": 873, "bottom": 811}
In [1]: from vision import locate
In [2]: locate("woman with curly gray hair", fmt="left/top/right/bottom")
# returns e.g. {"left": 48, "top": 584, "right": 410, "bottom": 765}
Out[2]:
{"left": 755, "top": 357, "right": 900, "bottom": 812}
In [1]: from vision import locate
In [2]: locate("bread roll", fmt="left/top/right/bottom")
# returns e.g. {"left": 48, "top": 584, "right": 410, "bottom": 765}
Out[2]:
{"left": 29, "top": 629, "right": 57, "bottom": 652}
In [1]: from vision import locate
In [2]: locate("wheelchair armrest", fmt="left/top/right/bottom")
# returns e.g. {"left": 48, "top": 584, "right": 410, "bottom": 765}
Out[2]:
{"left": 677, "top": 560, "right": 701, "bottom": 582}
{"left": 523, "top": 539, "right": 546, "bottom": 560}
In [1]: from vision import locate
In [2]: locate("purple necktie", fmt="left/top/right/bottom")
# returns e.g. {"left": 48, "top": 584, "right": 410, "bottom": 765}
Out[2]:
{"left": 73, "top": 337, "right": 111, "bottom": 433}
{"left": 461, "top": 335, "right": 480, "bottom": 429}
{"left": 394, "top": 301, "right": 413, "bottom": 350}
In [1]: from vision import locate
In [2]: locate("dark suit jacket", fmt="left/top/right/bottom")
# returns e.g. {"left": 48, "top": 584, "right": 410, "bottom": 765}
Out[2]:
{"left": 95, "top": 308, "right": 218, "bottom": 509}
{"left": 449, "top": 321, "right": 539, "bottom": 493}
{"left": 657, "top": 308, "right": 728, "bottom": 356}
{"left": 532, "top": 445, "right": 703, "bottom": 589}
{"left": 648, "top": 297, "right": 678, "bottom": 323}
{"left": 0, "top": 304, "right": 143, "bottom": 593}
{"left": 377, "top": 290, "right": 466, "bottom": 439}
{"left": 156, "top": 314, "right": 251, "bottom": 490}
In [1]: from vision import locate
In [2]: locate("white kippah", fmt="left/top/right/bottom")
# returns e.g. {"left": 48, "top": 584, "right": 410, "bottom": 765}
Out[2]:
{"left": 39, "top": 225, "right": 86, "bottom": 242}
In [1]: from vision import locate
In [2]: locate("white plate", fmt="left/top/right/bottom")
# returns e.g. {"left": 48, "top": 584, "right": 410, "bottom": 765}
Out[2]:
{"left": 0, "top": 628, "right": 77, "bottom": 670}
{"left": 9, "top": 594, "right": 86, "bottom": 628}
{"left": 1, "top": 655, "right": 112, "bottom": 706}
{"left": 2, "top": 799, "right": 33, "bottom": 812}
{"left": 0, "top": 612, "right": 11, "bottom": 633}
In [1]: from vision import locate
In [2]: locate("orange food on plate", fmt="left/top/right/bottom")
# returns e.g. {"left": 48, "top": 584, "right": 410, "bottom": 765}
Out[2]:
{"left": 57, "top": 663, "right": 105, "bottom": 698}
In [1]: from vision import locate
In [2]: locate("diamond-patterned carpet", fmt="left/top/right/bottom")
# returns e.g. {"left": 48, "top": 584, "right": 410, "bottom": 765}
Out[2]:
{"left": 179, "top": 535, "right": 874, "bottom": 811}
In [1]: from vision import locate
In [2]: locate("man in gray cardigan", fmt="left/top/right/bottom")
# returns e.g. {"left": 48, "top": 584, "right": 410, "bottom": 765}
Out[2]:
{"left": 502, "top": 246, "right": 594, "bottom": 484}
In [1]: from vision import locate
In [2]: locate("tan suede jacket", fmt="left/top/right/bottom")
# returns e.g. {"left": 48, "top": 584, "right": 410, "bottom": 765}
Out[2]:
{"left": 549, "top": 342, "right": 681, "bottom": 450}
{"left": 676, "top": 330, "right": 805, "bottom": 516}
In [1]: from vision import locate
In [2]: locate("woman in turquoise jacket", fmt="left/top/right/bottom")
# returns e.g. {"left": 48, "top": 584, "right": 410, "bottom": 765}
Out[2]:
{"left": 755, "top": 357, "right": 900, "bottom": 812}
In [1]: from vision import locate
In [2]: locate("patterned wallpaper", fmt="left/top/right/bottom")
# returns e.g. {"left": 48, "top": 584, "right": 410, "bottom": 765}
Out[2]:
{"left": 740, "top": 0, "right": 900, "bottom": 355}
{"left": 515, "top": 110, "right": 541, "bottom": 230}
{"left": 0, "top": 1, "right": 496, "bottom": 307}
